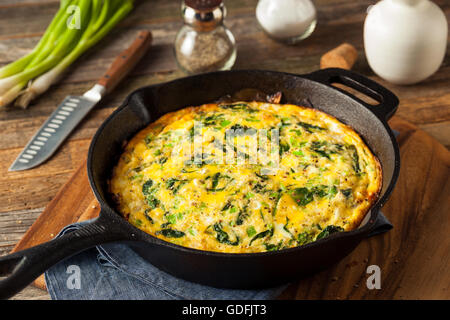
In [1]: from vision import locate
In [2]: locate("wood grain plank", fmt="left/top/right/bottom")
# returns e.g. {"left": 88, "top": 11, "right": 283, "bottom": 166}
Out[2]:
{"left": 0, "top": 2, "right": 56, "bottom": 38}
{"left": 0, "top": 108, "right": 114, "bottom": 149}
{"left": 0, "top": 0, "right": 58, "bottom": 7}
{"left": 10, "top": 285, "right": 50, "bottom": 300}
{"left": 418, "top": 121, "right": 450, "bottom": 148}
{"left": 11, "top": 161, "right": 94, "bottom": 253}
{"left": 0, "top": 140, "right": 91, "bottom": 213}
{"left": 0, "top": 207, "right": 42, "bottom": 256}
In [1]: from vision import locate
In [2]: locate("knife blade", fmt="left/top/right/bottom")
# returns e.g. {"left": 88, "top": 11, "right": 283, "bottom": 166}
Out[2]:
{"left": 9, "top": 30, "right": 152, "bottom": 172}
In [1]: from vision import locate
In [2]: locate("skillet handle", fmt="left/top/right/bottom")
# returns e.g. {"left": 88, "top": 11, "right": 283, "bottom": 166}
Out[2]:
{"left": 305, "top": 68, "right": 399, "bottom": 121}
{"left": 0, "top": 214, "right": 132, "bottom": 300}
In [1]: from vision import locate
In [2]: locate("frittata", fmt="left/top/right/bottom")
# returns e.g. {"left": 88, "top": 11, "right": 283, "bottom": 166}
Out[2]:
{"left": 109, "top": 101, "right": 382, "bottom": 253}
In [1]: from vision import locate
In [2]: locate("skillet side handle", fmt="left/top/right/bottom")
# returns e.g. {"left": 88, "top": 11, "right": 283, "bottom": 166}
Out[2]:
{"left": 305, "top": 68, "right": 399, "bottom": 121}
{"left": 0, "top": 214, "right": 131, "bottom": 300}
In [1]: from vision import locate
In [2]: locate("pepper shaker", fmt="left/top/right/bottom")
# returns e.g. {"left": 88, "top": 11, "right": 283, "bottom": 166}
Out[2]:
{"left": 174, "top": 0, "right": 237, "bottom": 74}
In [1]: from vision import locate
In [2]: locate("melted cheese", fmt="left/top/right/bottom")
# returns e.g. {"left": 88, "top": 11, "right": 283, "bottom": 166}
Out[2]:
{"left": 110, "top": 102, "right": 382, "bottom": 253}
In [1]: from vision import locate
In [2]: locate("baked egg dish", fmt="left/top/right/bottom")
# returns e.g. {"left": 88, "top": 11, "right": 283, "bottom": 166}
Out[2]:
{"left": 110, "top": 101, "right": 382, "bottom": 253}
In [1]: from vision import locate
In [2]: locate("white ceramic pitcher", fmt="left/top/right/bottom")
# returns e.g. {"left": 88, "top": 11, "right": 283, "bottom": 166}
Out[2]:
{"left": 364, "top": 0, "right": 448, "bottom": 85}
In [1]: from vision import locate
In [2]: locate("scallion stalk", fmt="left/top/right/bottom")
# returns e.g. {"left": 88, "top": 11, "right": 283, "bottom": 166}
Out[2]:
{"left": 0, "top": 0, "right": 135, "bottom": 109}
{"left": 0, "top": 0, "right": 76, "bottom": 79}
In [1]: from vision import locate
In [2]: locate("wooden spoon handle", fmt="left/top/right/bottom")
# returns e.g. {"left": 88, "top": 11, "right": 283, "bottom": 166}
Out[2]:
{"left": 98, "top": 30, "right": 153, "bottom": 93}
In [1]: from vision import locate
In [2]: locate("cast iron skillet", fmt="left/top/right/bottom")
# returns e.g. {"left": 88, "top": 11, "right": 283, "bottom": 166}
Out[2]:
{"left": 0, "top": 68, "right": 400, "bottom": 299}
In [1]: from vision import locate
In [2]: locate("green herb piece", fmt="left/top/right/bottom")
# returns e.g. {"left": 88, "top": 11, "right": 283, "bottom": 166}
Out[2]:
{"left": 249, "top": 228, "right": 273, "bottom": 246}
{"left": 227, "top": 124, "right": 256, "bottom": 136}
{"left": 297, "top": 232, "right": 313, "bottom": 246}
{"left": 279, "top": 141, "right": 290, "bottom": 156}
{"left": 310, "top": 141, "right": 331, "bottom": 159}
{"left": 272, "top": 191, "right": 283, "bottom": 216}
{"left": 311, "top": 185, "right": 328, "bottom": 198}
{"left": 187, "top": 227, "right": 196, "bottom": 236}
{"left": 142, "top": 179, "right": 153, "bottom": 195}
{"left": 181, "top": 167, "right": 198, "bottom": 173}
{"left": 348, "top": 145, "right": 361, "bottom": 174}
{"left": 316, "top": 225, "right": 344, "bottom": 240}
{"left": 290, "top": 187, "right": 314, "bottom": 206}
{"left": 156, "top": 229, "right": 185, "bottom": 238}
{"left": 189, "top": 126, "right": 195, "bottom": 140}
{"left": 130, "top": 174, "right": 143, "bottom": 181}
{"left": 255, "top": 173, "right": 269, "bottom": 181}
{"left": 264, "top": 242, "right": 283, "bottom": 251}
{"left": 185, "top": 153, "right": 214, "bottom": 168}
{"left": 220, "top": 103, "right": 256, "bottom": 113}
{"left": 235, "top": 206, "right": 249, "bottom": 226}
{"left": 246, "top": 226, "right": 257, "bottom": 237}
{"left": 328, "top": 185, "right": 338, "bottom": 198}
{"left": 270, "top": 191, "right": 279, "bottom": 198}
{"left": 167, "top": 214, "right": 177, "bottom": 225}
{"left": 146, "top": 196, "right": 160, "bottom": 209}
{"left": 245, "top": 192, "right": 255, "bottom": 199}
{"left": 221, "top": 201, "right": 232, "bottom": 211}
{"left": 252, "top": 183, "right": 266, "bottom": 193}
{"left": 165, "top": 178, "right": 188, "bottom": 194}
{"left": 142, "top": 179, "right": 160, "bottom": 209}
{"left": 283, "top": 218, "right": 294, "bottom": 239}
{"left": 144, "top": 134, "right": 153, "bottom": 146}
{"left": 202, "top": 113, "right": 225, "bottom": 126}
{"left": 291, "top": 185, "right": 338, "bottom": 205}
{"left": 160, "top": 222, "right": 171, "bottom": 229}
{"left": 341, "top": 189, "right": 352, "bottom": 198}
{"left": 213, "top": 223, "right": 239, "bottom": 246}
{"left": 206, "top": 172, "right": 233, "bottom": 192}
{"left": 298, "top": 121, "right": 326, "bottom": 133}
{"left": 220, "top": 119, "right": 231, "bottom": 127}
{"left": 144, "top": 209, "right": 154, "bottom": 224}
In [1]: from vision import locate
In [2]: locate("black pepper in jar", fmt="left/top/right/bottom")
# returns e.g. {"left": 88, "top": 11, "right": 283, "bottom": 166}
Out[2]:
{"left": 174, "top": 0, "right": 236, "bottom": 74}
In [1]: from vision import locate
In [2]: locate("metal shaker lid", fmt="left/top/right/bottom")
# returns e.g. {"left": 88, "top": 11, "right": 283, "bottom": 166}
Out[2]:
{"left": 182, "top": 0, "right": 225, "bottom": 31}
{"left": 185, "top": 0, "right": 223, "bottom": 11}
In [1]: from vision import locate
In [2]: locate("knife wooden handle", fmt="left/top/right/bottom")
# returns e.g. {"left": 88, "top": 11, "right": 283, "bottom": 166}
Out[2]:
{"left": 98, "top": 30, "right": 153, "bottom": 93}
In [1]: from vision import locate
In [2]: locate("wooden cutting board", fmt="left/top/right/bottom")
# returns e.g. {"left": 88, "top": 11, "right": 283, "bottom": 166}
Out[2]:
{"left": 11, "top": 117, "right": 450, "bottom": 299}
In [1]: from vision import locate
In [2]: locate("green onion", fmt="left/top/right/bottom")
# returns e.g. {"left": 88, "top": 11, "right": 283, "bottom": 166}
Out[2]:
{"left": 246, "top": 226, "right": 257, "bottom": 237}
{"left": 0, "top": 0, "right": 134, "bottom": 109}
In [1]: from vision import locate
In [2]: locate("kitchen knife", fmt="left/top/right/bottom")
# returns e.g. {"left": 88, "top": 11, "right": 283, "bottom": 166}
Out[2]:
{"left": 9, "top": 30, "right": 152, "bottom": 172}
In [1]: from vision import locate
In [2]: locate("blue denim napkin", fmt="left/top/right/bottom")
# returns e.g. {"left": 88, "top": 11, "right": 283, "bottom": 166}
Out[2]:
{"left": 44, "top": 212, "right": 392, "bottom": 300}
{"left": 44, "top": 220, "right": 288, "bottom": 300}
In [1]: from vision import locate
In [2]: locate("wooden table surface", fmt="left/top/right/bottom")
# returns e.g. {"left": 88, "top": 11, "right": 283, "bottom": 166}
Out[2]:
{"left": 0, "top": 0, "right": 448, "bottom": 300}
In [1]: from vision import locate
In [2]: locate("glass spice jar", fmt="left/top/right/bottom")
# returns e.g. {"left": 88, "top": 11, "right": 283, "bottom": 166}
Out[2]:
{"left": 174, "top": 0, "right": 237, "bottom": 74}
